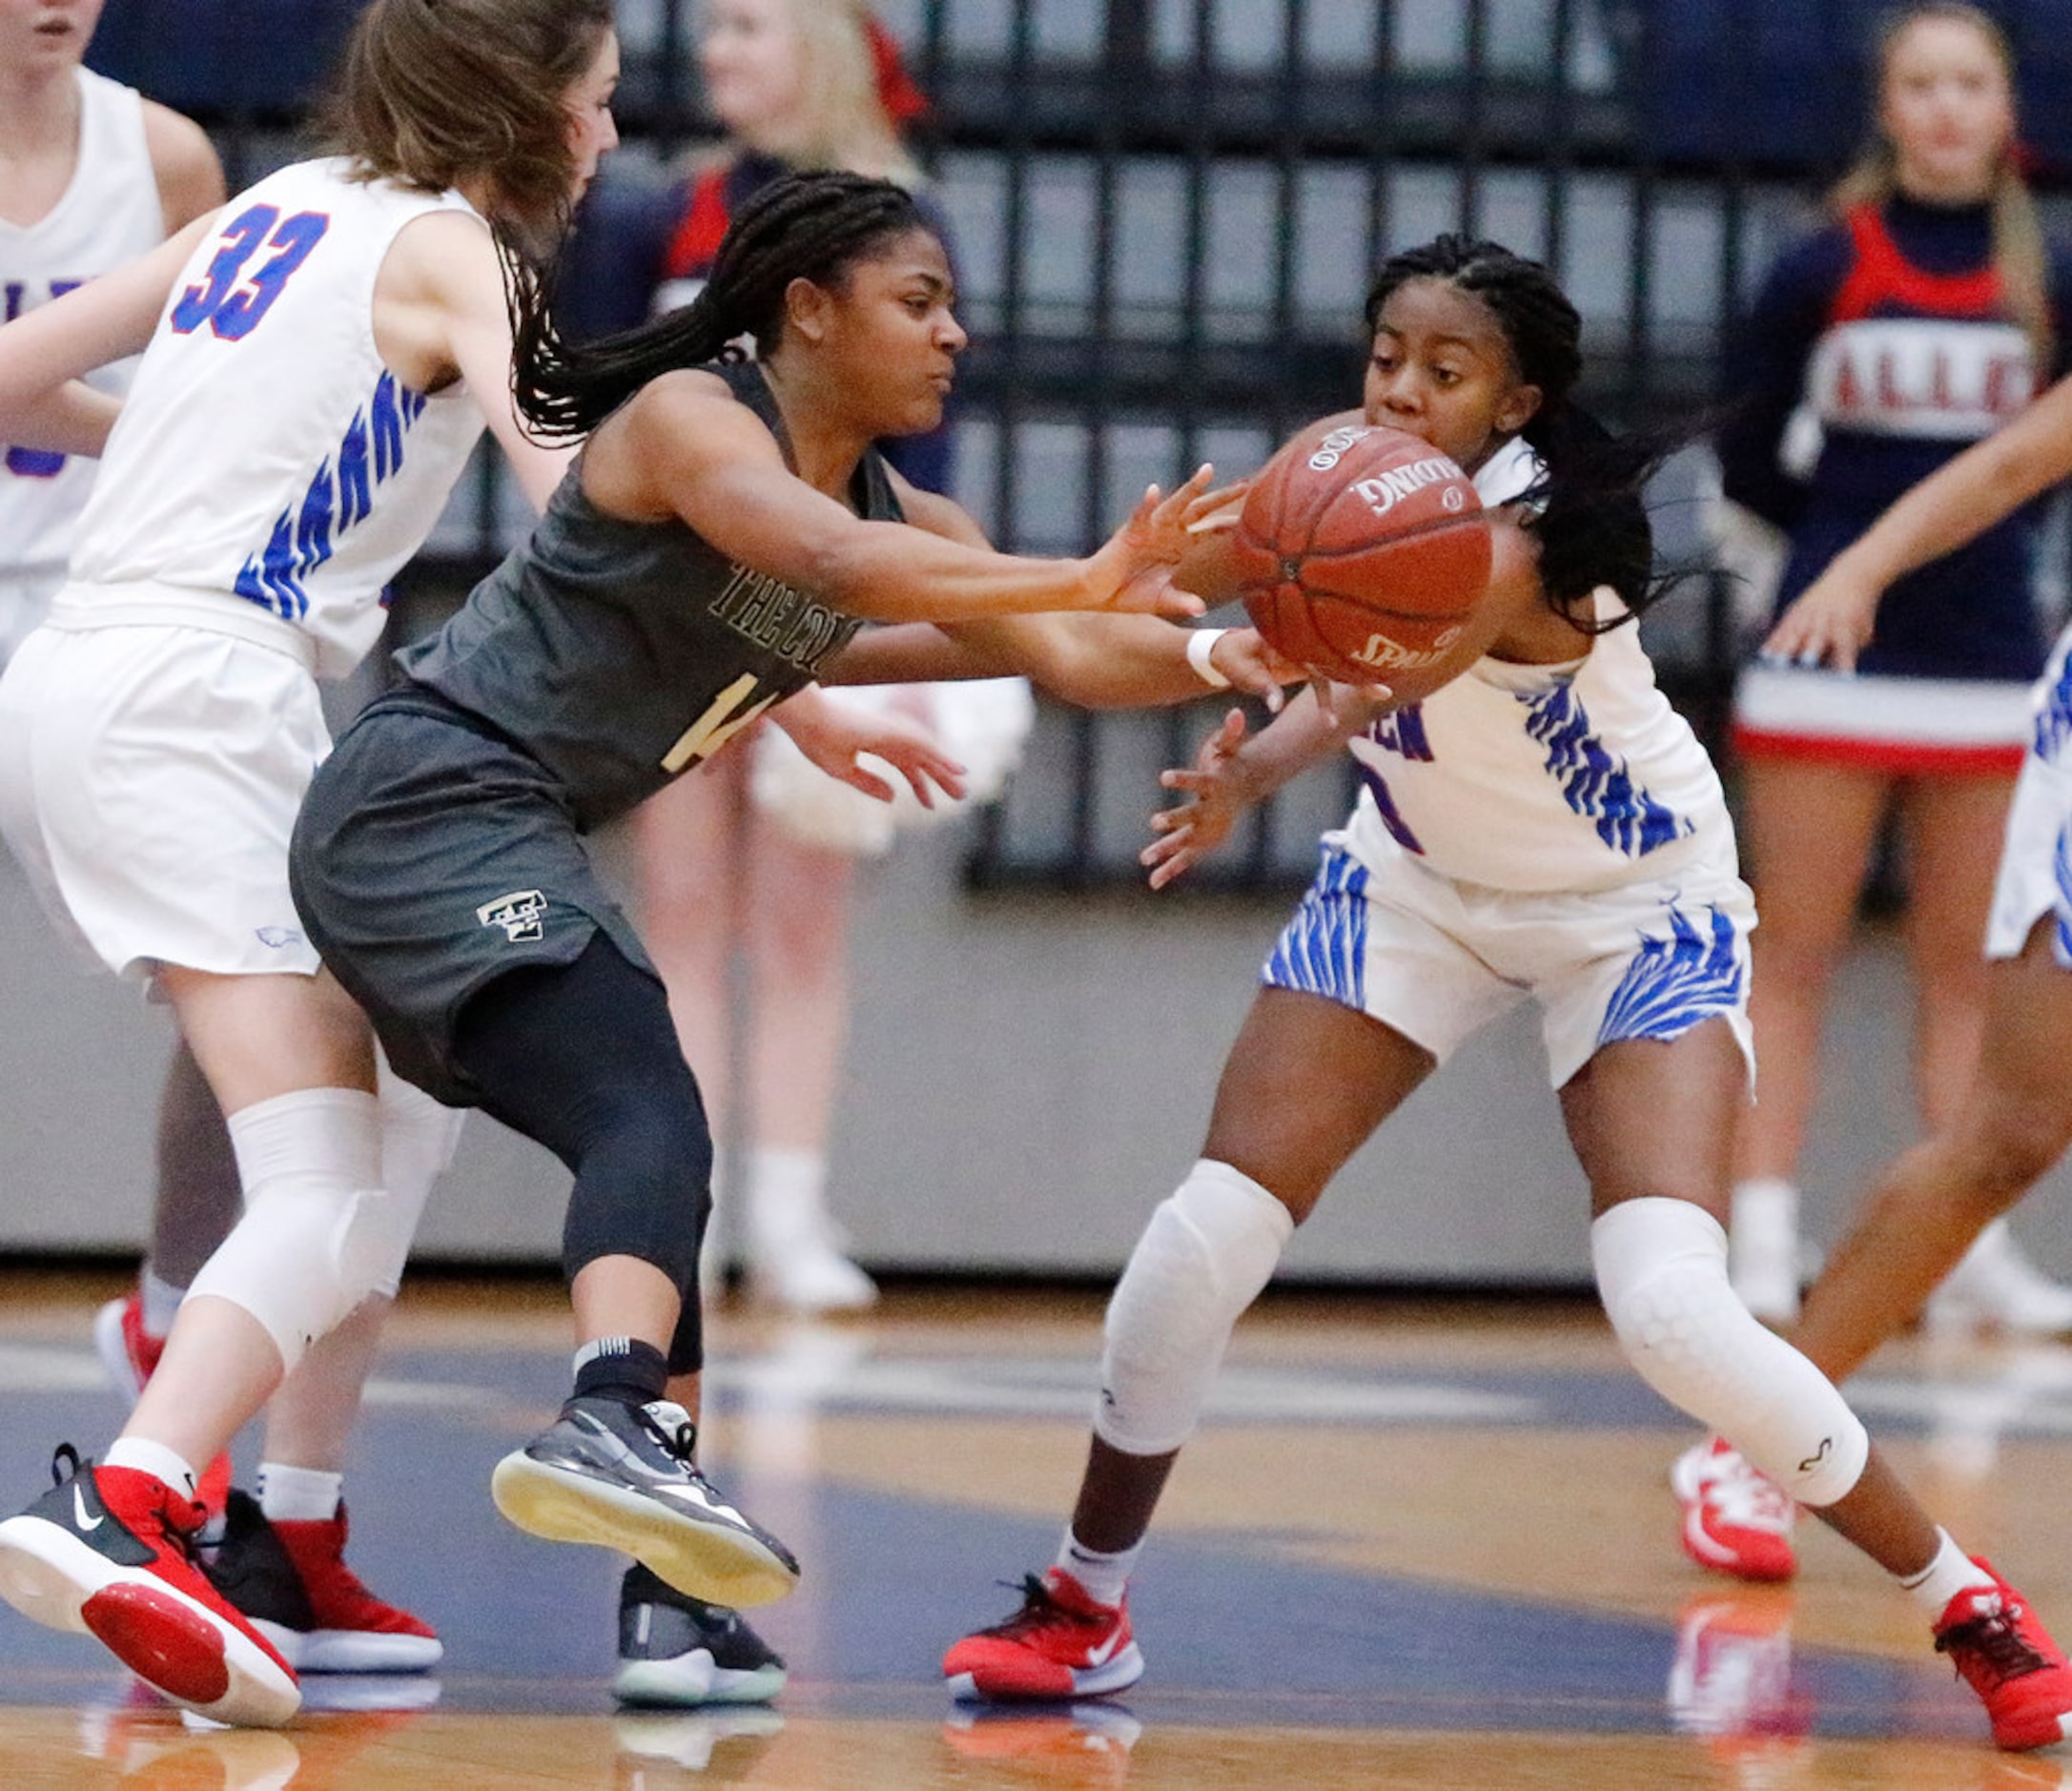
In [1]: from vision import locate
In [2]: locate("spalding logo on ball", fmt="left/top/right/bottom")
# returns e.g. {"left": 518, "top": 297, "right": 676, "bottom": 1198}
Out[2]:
{"left": 1228, "top": 417, "right": 1493, "bottom": 690}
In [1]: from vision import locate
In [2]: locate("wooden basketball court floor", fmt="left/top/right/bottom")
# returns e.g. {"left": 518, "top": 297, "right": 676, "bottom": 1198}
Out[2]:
{"left": 0, "top": 1270, "right": 2068, "bottom": 1789}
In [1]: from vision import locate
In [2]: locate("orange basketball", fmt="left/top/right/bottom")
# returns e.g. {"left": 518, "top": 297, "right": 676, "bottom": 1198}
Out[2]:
{"left": 1229, "top": 418, "right": 1493, "bottom": 690}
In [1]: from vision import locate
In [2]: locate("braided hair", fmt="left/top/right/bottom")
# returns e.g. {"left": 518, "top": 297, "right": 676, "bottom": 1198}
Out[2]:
{"left": 512, "top": 171, "right": 934, "bottom": 439}
{"left": 1365, "top": 235, "right": 1673, "bottom": 632}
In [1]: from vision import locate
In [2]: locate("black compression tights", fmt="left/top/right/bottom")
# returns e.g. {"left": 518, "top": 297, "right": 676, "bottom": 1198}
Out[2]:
{"left": 450, "top": 930, "right": 712, "bottom": 1374}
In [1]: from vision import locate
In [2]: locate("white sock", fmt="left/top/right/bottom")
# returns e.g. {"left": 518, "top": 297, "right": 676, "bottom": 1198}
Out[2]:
{"left": 138, "top": 1266, "right": 185, "bottom": 1339}
{"left": 1899, "top": 1528, "right": 1995, "bottom": 1617}
{"left": 258, "top": 1462, "right": 343, "bottom": 1524}
{"left": 1057, "top": 1531, "right": 1140, "bottom": 1608}
{"left": 747, "top": 1146, "right": 835, "bottom": 1255}
{"left": 1731, "top": 1176, "right": 1797, "bottom": 1226}
{"left": 106, "top": 1437, "right": 200, "bottom": 1502}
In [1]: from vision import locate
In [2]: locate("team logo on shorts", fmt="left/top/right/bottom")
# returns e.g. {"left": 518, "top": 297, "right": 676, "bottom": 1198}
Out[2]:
{"left": 255, "top": 926, "right": 303, "bottom": 949}
{"left": 478, "top": 890, "right": 547, "bottom": 944}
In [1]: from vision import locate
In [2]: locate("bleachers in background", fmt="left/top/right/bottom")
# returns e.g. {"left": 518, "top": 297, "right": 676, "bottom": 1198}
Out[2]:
{"left": 85, "top": 0, "right": 2072, "bottom": 886}
{"left": 1636, "top": 0, "right": 2072, "bottom": 174}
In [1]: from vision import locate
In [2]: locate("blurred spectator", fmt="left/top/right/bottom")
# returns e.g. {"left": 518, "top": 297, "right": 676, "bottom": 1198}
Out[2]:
{"left": 1713, "top": 3, "right": 2072, "bottom": 1329}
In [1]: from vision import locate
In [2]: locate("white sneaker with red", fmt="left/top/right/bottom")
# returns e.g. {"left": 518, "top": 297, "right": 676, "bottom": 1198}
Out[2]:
{"left": 1671, "top": 1435, "right": 1796, "bottom": 1582}
{"left": 1933, "top": 1559, "right": 2072, "bottom": 1751}
{"left": 942, "top": 1569, "right": 1142, "bottom": 1702}
{"left": 92, "top": 1292, "right": 234, "bottom": 1525}
{"left": 0, "top": 1447, "right": 298, "bottom": 1726}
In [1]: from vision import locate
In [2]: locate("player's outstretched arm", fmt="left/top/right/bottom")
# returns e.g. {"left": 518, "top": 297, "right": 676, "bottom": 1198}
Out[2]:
{"left": 597, "top": 374, "right": 1210, "bottom": 626}
{"left": 1765, "top": 370, "right": 2072, "bottom": 671}
{"left": 856, "top": 477, "right": 1303, "bottom": 708}
{"left": 0, "top": 213, "right": 216, "bottom": 455}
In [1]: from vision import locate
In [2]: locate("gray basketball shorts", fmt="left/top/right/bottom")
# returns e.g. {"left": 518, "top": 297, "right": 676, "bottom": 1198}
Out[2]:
{"left": 289, "top": 692, "right": 654, "bottom": 1108}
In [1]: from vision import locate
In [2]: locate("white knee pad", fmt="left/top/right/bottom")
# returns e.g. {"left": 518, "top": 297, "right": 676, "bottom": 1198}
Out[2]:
{"left": 366, "top": 1053, "right": 464, "bottom": 1300}
{"left": 187, "top": 1088, "right": 386, "bottom": 1372}
{"left": 1592, "top": 1197, "right": 1869, "bottom": 1506}
{"left": 1094, "top": 1160, "right": 1294, "bottom": 1456}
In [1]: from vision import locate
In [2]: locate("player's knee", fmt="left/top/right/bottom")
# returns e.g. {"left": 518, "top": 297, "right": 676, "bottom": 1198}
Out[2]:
{"left": 1592, "top": 1196, "right": 1868, "bottom": 1506}
{"left": 563, "top": 1095, "right": 713, "bottom": 1293}
{"left": 1959, "top": 1096, "right": 2072, "bottom": 1206}
{"left": 188, "top": 1087, "right": 390, "bottom": 1370}
{"left": 1095, "top": 1160, "right": 1294, "bottom": 1456}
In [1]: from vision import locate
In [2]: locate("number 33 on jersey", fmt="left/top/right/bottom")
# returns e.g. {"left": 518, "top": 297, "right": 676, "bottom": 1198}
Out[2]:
{"left": 66, "top": 157, "right": 489, "bottom": 681}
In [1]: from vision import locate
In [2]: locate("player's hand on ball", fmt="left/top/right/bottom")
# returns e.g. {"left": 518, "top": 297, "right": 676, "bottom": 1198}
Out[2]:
{"left": 1141, "top": 708, "right": 1255, "bottom": 889}
{"left": 1761, "top": 565, "right": 1880, "bottom": 673}
{"left": 1085, "top": 466, "right": 1220, "bottom": 619}
{"left": 1181, "top": 479, "right": 1250, "bottom": 534}
{"left": 1211, "top": 628, "right": 1307, "bottom": 711}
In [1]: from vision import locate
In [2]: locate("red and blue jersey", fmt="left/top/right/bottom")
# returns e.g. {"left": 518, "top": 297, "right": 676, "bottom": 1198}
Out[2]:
{"left": 1717, "top": 195, "right": 2072, "bottom": 683}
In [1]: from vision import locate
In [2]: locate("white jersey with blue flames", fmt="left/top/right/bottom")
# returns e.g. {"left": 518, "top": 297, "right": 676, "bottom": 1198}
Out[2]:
{"left": 0, "top": 69, "right": 163, "bottom": 603}
{"left": 1339, "top": 600, "right": 1731, "bottom": 897}
{"left": 66, "top": 158, "right": 484, "bottom": 678}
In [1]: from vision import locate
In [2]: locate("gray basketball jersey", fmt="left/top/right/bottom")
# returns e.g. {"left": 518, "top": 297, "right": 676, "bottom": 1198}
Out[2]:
{"left": 400, "top": 360, "right": 893, "bottom": 828}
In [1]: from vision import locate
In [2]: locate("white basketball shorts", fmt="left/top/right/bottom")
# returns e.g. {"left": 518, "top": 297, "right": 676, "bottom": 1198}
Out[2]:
{"left": 1984, "top": 738, "right": 2072, "bottom": 966}
{"left": 1262, "top": 830, "right": 1756, "bottom": 1088}
{"left": 0, "top": 620, "right": 327, "bottom": 982}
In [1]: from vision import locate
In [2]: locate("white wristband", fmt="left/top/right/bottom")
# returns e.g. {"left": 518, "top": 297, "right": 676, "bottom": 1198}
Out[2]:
{"left": 1186, "top": 627, "right": 1232, "bottom": 689}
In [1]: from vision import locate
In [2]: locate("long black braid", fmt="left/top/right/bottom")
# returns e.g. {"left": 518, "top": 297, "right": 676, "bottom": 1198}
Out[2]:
{"left": 511, "top": 171, "right": 933, "bottom": 440}
{"left": 1366, "top": 235, "right": 1676, "bottom": 632}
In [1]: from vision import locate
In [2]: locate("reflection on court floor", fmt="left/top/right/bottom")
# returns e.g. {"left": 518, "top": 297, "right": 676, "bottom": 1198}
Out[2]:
{"left": 0, "top": 1275, "right": 2067, "bottom": 1788}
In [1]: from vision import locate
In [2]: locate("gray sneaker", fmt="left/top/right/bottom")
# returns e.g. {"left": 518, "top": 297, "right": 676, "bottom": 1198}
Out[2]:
{"left": 490, "top": 1397, "right": 798, "bottom": 1609}
{"left": 614, "top": 1562, "right": 788, "bottom": 1705}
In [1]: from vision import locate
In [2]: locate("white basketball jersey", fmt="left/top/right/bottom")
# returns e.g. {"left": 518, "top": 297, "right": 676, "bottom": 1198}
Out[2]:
{"left": 0, "top": 69, "right": 164, "bottom": 600}
{"left": 69, "top": 158, "right": 485, "bottom": 678}
{"left": 1339, "top": 437, "right": 1732, "bottom": 895}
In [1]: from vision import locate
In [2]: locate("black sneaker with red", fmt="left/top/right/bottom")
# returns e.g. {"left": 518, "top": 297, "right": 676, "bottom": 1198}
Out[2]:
{"left": 0, "top": 1446, "right": 298, "bottom": 1726}
{"left": 1933, "top": 1558, "right": 2072, "bottom": 1751}
{"left": 202, "top": 1490, "right": 440, "bottom": 1674}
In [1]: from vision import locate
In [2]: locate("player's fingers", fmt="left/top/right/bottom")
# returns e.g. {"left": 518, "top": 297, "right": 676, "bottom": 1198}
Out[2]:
{"left": 1146, "top": 844, "right": 1201, "bottom": 890}
{"left": 1183, "top": 484, "right": 1247, "bottom": 531}
{"left": 1131, "top": 569, "right": 1204, "bottom": 619}
{"left": 910, "top": 751, "right": 968, "bottom": 802}
{"left": 1758, "top": 613, "right": 1807, "bottom": 663}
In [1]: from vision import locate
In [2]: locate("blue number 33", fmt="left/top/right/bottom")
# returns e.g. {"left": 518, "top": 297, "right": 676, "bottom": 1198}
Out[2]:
{"left": 171, "top": 204, "right": 330, "bottom": 341}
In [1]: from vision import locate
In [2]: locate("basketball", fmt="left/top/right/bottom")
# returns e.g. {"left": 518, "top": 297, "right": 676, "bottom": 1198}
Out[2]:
{"left": 1228, "top": 418, "right": 1494, "bottom": 690}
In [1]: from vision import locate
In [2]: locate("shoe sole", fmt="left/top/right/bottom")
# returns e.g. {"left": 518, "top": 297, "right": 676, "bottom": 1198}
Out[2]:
{"left": 252, "top": 1618, "right": 443, "bottom": 1674}
{"left": 490, "top": 1454, "right": 800, "bottom": 1610}
{"left": 295, "top": 1672, "right": 444, "bottom": 1713}
{"left": 1986, "top": 1707, "right": 2072, "bottom": 1752}
{"left": 0, "top": 1514, "right": 298, "bottom": 1726}
{"left": 944, "top": 1642, "right": 1144, "bottom": 1703}
{"left": 614, "top": 1652, "right": 789, "bottom": 1707}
